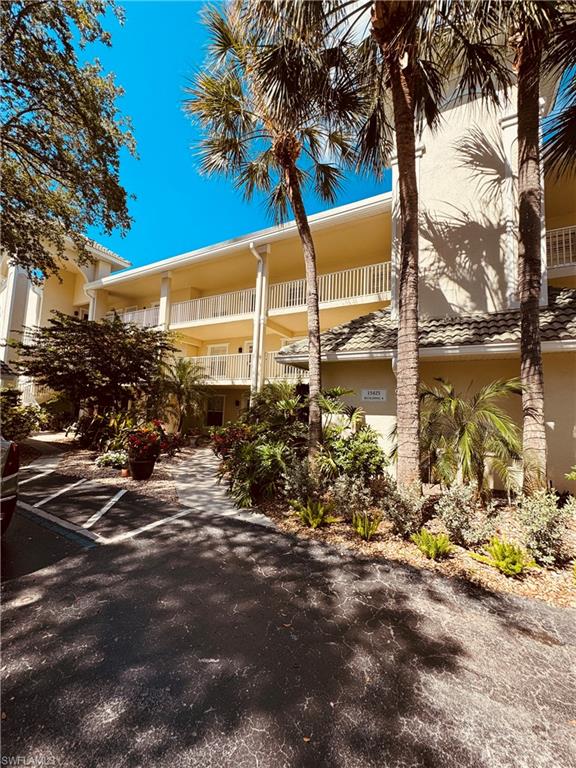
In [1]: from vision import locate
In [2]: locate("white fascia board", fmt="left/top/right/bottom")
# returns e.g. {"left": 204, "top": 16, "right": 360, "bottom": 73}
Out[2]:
{"left": 85, "top": 192, "right": 392, "bottom": 290}
{"left": 278, "top": 339, "right": 576, "bottom": 368}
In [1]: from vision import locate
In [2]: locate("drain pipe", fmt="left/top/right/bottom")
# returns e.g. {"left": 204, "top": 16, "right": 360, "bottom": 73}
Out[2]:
{"left": 249, "top": 242, "right": 269, "bottom": 398}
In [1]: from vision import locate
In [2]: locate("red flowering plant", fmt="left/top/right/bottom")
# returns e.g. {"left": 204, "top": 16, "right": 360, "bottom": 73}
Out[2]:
{"left": 126, "top": 422, "right": 163, "bottom": 462}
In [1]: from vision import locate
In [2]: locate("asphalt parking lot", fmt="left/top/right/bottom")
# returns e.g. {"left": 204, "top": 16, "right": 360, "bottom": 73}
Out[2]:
{"left": 15, "top": 464, "right": 186, "bottom": 545}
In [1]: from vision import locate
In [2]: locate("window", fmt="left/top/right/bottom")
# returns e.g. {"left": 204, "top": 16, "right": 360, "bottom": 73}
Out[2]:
{"left": 206, "top": 395, "right": 225, "bottom": 427}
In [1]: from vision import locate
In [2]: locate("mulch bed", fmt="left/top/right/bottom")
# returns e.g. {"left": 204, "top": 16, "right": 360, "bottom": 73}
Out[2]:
{"left": 57, "top": 449, "right": 179, "bottom": 506}
{"left": 260, "top": 501, "right": 576, "bottom": 609}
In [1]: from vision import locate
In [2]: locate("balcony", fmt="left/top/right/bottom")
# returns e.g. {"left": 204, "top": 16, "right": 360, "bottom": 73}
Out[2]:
{"left": 111, "top": 306, "right": 159, "bottom": 328}
{"left": 169, "top": 261, "right": 391, "bottom": 329}
{"left": 187, "top": 351, "right": 306, "bottom": 385}
{"left": 547, "top": 225, "right": 576, "bottom": 269}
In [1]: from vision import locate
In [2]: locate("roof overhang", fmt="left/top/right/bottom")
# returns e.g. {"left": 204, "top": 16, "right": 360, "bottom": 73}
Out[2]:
{"left": 279, "top": 339, "right": 576, "bottom": 368}
{"left": 85, "top": 192, "right": 392, "bottom": 291}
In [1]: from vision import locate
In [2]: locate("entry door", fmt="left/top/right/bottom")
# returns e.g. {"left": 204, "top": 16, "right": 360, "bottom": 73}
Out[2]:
{"left": 206, "top": 395, "right": 225, "bottom": 427}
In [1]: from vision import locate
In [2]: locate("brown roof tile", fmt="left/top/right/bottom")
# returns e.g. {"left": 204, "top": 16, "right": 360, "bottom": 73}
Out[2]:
{"left": 278, "top": 287, "right": 576, "bottom": 358}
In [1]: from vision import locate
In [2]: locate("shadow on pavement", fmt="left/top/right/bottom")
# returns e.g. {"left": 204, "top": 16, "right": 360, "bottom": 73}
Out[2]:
{"left": 1, "top": 512, "right": 574, "bottom": 768}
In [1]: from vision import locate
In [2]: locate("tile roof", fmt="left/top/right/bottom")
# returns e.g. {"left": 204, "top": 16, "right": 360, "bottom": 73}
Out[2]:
{"left": 277, "top": 287, "right": 576, "bottom": 359}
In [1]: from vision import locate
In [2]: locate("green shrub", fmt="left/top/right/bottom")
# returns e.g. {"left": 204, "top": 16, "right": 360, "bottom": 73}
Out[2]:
{"left": 318, "top": 426, "right": 387, "bottom": 482}
{"left": 381, "top": 486, "right": 426, "bottom": 538}
{"left": 434, "top": 484, "right": 494, "bottom": 546}
{"left": 290, "top": 498, "right": 337, "bottom": 529}
{"left": 283, "top": 458, "right": 326, "bottom": 505}
{"left": 411, "top": 528, "right": 453, "bottom": 560}
{"left": 565, "top": 466, "right": 576, "bottom": 482}
{"left": 0, "top": 388, "right": 43, "bottom": 441}
{"left": 95, "top": 450, "right": 128, "bottom": 469}
{"left": 517, "top": 490, "right": 573, "bottom": 565}
{"left": 471, "top": 537, "right": 534, "bottom": 577}
{"left": 328, "top": 475, "right": 374, "bottom": 519}
{"left": 351, "top": 510, "right": 382, "bottom": 541}
{"left": 39, "top": 393, "right": 75, "bottom": 431}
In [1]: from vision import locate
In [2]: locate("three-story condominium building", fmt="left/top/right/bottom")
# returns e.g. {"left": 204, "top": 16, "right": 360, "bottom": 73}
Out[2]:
{"left": 2, "top": 80, "right": 575, "bottom": 489}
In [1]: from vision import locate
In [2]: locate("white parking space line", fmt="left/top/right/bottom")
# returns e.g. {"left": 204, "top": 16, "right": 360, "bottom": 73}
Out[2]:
{"left": 83, "top": 489, "right": 127, "bottom": 529}
{"left": 36, "top": 478, "right": 86, "bottom": 508}
{"left": 17, "top": 501, "right": 107, "bottom": 543}
{"left": 18, "top": 469, "right": 56, "bottom": 486}
{"left": 104, "top": 507, "right": 196, "bottom": 544}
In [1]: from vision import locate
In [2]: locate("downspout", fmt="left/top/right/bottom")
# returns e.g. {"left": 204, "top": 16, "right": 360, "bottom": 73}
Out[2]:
{"left": 249, "top": 242, "right": 264, "bottom": 398}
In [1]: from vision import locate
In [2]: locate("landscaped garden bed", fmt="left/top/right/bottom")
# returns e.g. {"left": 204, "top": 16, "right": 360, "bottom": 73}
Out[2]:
{"left": 260, "top": 500, "right": 576, "bottom": 608}
{"left": 211, "top": 382, "right": 576, "bottom": 609}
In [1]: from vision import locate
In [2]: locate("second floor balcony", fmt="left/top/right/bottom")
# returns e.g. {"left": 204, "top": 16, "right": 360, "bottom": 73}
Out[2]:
{"left": 113, "top": 261, "right": 391, "bottom": 329}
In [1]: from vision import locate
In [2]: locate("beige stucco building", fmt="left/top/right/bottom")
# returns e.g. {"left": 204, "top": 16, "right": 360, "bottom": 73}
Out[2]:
{"left": 2, "top": 83, "right": 575, "bottom": 490}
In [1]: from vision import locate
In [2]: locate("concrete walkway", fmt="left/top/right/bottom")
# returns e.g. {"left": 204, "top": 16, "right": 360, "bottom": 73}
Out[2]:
{"left": 171, "top": 447, "right": 276, "bottom": 529}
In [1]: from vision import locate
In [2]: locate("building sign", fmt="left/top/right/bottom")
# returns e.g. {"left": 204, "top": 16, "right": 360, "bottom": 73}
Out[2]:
{"left": 361, "top": 389, "right": 387, "bottom": 402}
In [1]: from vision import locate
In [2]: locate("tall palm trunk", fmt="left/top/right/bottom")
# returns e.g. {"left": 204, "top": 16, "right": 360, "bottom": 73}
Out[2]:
{"left": 388, "top": 59, "right": 421, "bottom": 490}
{"left": 284, "top": 161, "right": 323, "bottom": 457}
{"left": 516, "top": 42, "right": 547, "bottom": 492}
{"left": 372, "top": 1, "right": 421, "bottom": 490}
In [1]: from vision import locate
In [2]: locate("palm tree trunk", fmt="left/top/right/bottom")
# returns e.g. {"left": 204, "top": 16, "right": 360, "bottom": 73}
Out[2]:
{"left": 389, "top": 57, "right": 421, "bottom": 490}
{"left": 517, "top": 43, "right": 547, "bottom": 492}
{"left": 284, "top": 162, "right": 323, "bottom": 457}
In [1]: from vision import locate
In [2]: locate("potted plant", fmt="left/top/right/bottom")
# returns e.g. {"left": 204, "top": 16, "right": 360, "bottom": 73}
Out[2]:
{"left": 126, "top": 424, "right": 162, "bottom": 480}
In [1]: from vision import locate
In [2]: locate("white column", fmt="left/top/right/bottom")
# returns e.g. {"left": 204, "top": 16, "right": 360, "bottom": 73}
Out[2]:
{"left": 88, "top": 289, "right": 108, "bottom": 321}
{"left": 249, "top": 243, "right": 270, "bottom": 396}
{"left": 159, "top": 271, "right": 172, "bottom": 329}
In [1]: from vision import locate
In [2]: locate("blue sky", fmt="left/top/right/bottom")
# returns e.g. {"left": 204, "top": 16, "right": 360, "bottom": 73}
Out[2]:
{"left": 87, "top": 1, "right": 390, "bottom": 268}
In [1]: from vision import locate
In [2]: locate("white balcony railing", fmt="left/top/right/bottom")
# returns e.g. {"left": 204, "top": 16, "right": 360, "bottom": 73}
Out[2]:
{"left": 165, "top": 261, "right": 391, "bottom": 328}
{"left": 264, "top": 351, "right": 306, "bottom": 381}
{"left": 269, "top": 261, "right": 390, "bottom": 311}
{"left": 187, "top": 352, "right": 306, "bottom": 384}
{"left": 188, "top": 353, "right": 252, "bottom": 383}
{"left": 171, "top": 287, "right": 256, "bottom": 326}
{"left": 112, "top": 307, "right": 160, "bottom": 328}
{"left": 546, "top": 225, "right": 576, "bottom": 268}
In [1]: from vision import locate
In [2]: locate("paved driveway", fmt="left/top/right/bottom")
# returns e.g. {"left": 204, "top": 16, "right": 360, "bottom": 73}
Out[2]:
{"left": 2, "top": 510, "right": 575, "bottom": 768}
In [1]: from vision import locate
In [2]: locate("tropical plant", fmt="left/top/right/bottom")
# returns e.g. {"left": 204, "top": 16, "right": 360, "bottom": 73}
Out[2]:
{"left": 161, "top": 357, "right": 207, "bottom": 432}
{"left": 185, "top": 3, "right": 361, "bottom": 458}
{"left": 446, "top": 2, "right": 576, "bottom": 491}
{"left": 517, "top": 490, "right": 573, "bottom": 566}
{"left": 317, "top": 426, "right": 387, "bottom": 482}
{"left": 290, "top": 498, "right": 338, "bottom": 529}
{"left": 1, "top": 0, "right": 134, "bottom": 279}
{"left": 329, "top": 475, "right": 374, "bottom": 520}
{"left": 471, "top": 537, "right": 535, "bottom": 577}
{"left": 381, "top": 485, "right": 426, "bottom": 538}
{"left": 419, "top": 378, "right": 522, "bottom": 499}
{"left": 126, "top": 423, "right": 163, "bottom": 462}
{"left": 351, "top": 510, "right": 382, "bottom": 541}
{"left": 434, "top": 484, "right": 495, "bottom": 547}
{"left": 544, "top": 69, "right": 576, "bottom": 178}
{"left": 411, "top": 528, "right": 453, "bottom": 560}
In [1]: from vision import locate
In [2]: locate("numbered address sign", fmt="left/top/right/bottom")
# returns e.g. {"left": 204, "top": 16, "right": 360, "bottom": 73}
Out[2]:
{"left": 361, "top": 389, "right": 387, "bottom": 402}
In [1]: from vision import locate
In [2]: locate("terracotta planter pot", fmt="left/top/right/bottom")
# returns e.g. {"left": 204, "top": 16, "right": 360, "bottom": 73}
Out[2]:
{"left": 129, "top": 458, "right": 156, "bottom": 481}
{"left": 120, "top": 468, "right": 130, "bottom": 478}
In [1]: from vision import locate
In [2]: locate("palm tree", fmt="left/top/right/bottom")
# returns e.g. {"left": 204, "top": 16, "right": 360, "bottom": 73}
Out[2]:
{"left": 543, "top": 70, "right": 576, "bottom": 178}
{"left": 161, "top": 357, "right": 207, "bottom": 433}
{"left": 420, "top": 377, "right": 522, "bottom": 499}
{"left": 184, "top": 3, "right": 361, "bottom": 459}
{"left": 501, "top": 2, "right": 574, "bottom": 491}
